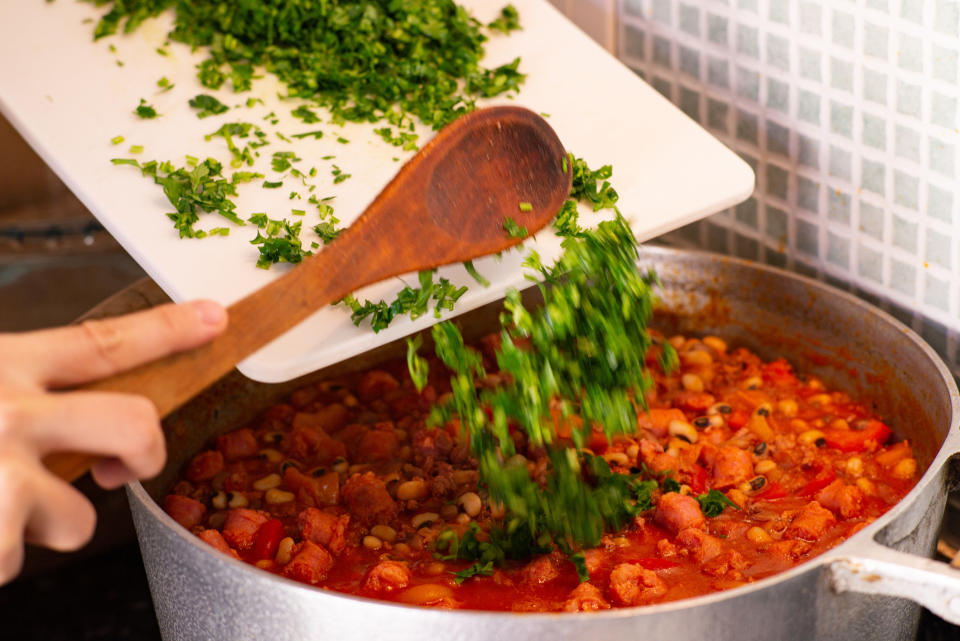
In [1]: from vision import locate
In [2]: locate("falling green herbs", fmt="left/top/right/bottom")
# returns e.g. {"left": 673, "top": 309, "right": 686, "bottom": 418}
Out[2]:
{"left": 134, "top": 98, "right": 157, "bottom": 119}
{"left": 502, "top": 216, "right": 527, "bottom": 238}
{"left": 189, "top": 94, "right": 229, "bottom": 118}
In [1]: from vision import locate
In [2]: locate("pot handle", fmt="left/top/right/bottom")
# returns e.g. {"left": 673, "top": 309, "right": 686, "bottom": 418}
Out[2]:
{"left": 830, "top": 538, "right": 960, "bottom": 625}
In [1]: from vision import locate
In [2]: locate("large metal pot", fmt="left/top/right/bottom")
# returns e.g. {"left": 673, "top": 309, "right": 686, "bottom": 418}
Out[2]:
{"left": 125, "top": 247, "right": 960, "bottom": 641}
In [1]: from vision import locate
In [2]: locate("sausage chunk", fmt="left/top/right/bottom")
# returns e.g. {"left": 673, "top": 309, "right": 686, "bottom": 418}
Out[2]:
{"left": 221, "top": 508, "right": 270, "bottom": 550}
{"left": 217, "top": 428, "right": 259, "bottom": 461}
{"left": 786, "top": 501, "right": 836, "bottom": 540}
{"left": 281, "top": 541, "right": 335, "bottom": 585}
{"left": 341, "top": 472, "right": 398, "bottom": 527}
{"left": 711, "top": 446, "right": 753, "bottom": 488}
{"left": 676, "top": 527, "right": 724, "bottom": 563}
{"left": 356, "top": 370, "right": 400, "bottom": 402}
{"left": 197, "top": 529, "right": 239, "bottom": 559}
{"left": 608, "top": 564, "right": 667, "bottom": 606}
{"left": 163, "top": 495, "right": 206, "bottom": 530}
{"left": 355, "top": 424, "right": 400, "bottom": 463}
{"left": 655, "top": 492, "right": 705, "bottom": 534}
{"left": 562, "top": 582, "right": 611, "bottom": 612}
{"left": 364, "top": 561, "right": 412, "bottom": 592}
{"left": 520, "top": 553, "right": 563, "bottom": 586}
{"left": 186, "top": 450, "right": 224, "bottom": 482}
{"left": 299, "top": 508, "right": 350, "bottom": 555}
{"left": 816, "top": 479, "right": 864, "bottom": 519}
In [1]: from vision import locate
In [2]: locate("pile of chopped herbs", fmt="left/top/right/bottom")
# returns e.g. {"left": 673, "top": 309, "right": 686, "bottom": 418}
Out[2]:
{"left": 89, "top": 0, "right": 525, "bottom": 133}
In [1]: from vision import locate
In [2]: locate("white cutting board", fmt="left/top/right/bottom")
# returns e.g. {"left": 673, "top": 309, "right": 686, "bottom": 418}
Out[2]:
{"left": 0, "top": 0, "right": 753, "bottom": 383}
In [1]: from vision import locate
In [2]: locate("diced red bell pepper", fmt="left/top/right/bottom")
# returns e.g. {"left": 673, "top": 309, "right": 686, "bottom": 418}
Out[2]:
{"left": 252, "top": 519, "right": 286, "bottom": 562}
{"left": 687, "top": 464, "right": 708, "bottom": 495}
{"left": 728, "top": 409, "right": 749, "bottom": 429}
{"left": 822, "top": 420, "right": 892, "bottom": 453}
{"left": 754, "top": 481, "right": 787, "bottom": 500}
{"left": 798, "top": 466, "right": 837, "bottom": 497}
{"left": 634, "top": 558, "right": 680, "bottom": 571}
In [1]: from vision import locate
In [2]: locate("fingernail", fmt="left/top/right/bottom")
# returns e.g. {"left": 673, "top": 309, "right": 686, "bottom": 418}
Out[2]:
{"left": 193, "top": 300, "right": 227, "bottom": 326}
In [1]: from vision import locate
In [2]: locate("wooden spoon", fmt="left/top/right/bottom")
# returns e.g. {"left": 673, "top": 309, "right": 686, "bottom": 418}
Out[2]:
{"left": 45, "top": 105, "right": 571, "bottom": 482}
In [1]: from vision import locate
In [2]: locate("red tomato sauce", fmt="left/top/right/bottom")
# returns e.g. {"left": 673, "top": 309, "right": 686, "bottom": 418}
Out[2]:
{"left": 162, "top": 332, "right": 918, "bottom": 612}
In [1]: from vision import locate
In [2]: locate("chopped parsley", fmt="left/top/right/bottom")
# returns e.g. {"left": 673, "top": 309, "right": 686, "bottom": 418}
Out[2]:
{"left": 502, "top": 216, "right": 527, "bottom": 238}
{"left": 696, "top": 490, "right": 740, "bottom": 517}
{"left": 134, "top": 98, "right": 158, "bottom": 119}
{"left": 518, "top": 201, "right": 532, "bottom": 212}
{"left": 189, "top": 94, "right": 229, "bottom": 118}
{"left": 488, "top": 4, "right": 521, "bottom": 34}
{"left": 291, "top": 105, "right": 321, "bottom": 124}
{"left": 250, "top": 218, "right": 311, "bottom": 268}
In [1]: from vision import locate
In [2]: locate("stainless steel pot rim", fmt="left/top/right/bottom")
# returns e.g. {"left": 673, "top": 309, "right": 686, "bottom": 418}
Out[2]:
{"left": 128, "top": 246, "right": 960, "bottom": 621}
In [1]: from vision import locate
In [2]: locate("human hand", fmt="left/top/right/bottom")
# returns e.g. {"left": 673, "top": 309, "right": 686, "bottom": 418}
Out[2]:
{"left": 0, "top": 300, "right": 228, "bottom": 585}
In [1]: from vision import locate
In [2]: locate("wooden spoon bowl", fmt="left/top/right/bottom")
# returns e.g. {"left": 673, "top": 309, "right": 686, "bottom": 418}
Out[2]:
{"left": 45, "top": 105, "right": 572, "bottom": 482}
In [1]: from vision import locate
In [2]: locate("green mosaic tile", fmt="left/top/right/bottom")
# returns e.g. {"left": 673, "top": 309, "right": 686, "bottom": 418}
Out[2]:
{"left": 766, "top": 205, "right": 788, "bottom": 240}
{"left": 895, "top": 124, "right": 922, "bottom": 162}
{"left": 798, "top": 90, "right": 821, "bottom": 124}
{"left": 831, "top": 57, "right": 855, "bottom": 92}
{"left": 931, "top": 93, "right": 958, "bottom": 130}
{"left": 862, "top": 112, "right": 887, "bottom": 150}
{"left": 800, "top": 2, "right": 822, "bottom": 35}
{"left": 933, "top": 45, "right": 959, "bottom": 83}
{"left": 897, "top": 33, "right": 924, "bottom": 72}
{"left": 623, "top": 0, "right": 643, "bottom": 17}
{"left": 652, "top": 0, "right": 672, "bottom": 24}
{"left": 924, "top": 274, "right": 950, "bottom": 311}
{"left": 679, "top": 44, "right": 700, "bottom": 77}
{"left": 707, "top": 57, "right": 730, "bottom": 88}
{"left": 766, "top": 33, "right": 790, "bottom": 71}
{"left": 707, "top": 13, "right": 729, "bottom": 45}
{"left": 926, "top": 229, "right": 953, "bottom": 269}
{"left": 859, "top": 201, "right": 885, "bottom": 240}
{"left": 857, "top": 244, "right": 883, "bottom": 282}
{"left": 894, "top": 171, "right": 919, "bottom": 209}
{"left": 828, "top": 189, "right": 851, "bottom": 224}
{"left": 896, "top": 81, "right": 922, "bottom": 117}
{"left": 892, "top": 214, "right": 918, "bottom": 252}
{"left": 653, "top": 35, "right": 672, "bottom": 66}
{"left": 737, "top": 0, "right": 759, "bottom": 14}
{"left": 707, "top": 98, "right": 729, "bottom": 132}
{"left": 863, "top": 22, "right": 889, "bottom": 59}
{"left": 735, "top": 233, "right": 760, "bottom": 260}
{"left": 679, "top": 3, "right": 701, "bottom": 36}
{"left": 766, "top": 163, "right": 789, "bottom": 199}
{"left": 827, "top": 231, "right": 851, "bottom": 268}
{"left": 794, "top": 260, "right": 819, "bottom": 280}
{"left": 767, "top": 77, "right": 789, "bottom": 112}
{"left": 798, "top": 134, "right": 820, "bottom": 169}
{"left": 706, "top": 221, "right": 729, "bottom": 253}
{"left": 737, "top": 24, "right": 760, "bottom": 58}
{"left": 766, "top": 249, "right": 788, "bottom": 269}
{"left": 930, "top": 140, "right": 956, "bottom": 177}
{"left": 623, "top": 24, "right": 645, "bottom": 60}
{"left": 862, "top": 159, "right": 886, "bottom": 195}
{"left": 831, "top": 101, "right": 854, "bottom": 137}
{"left": 737, "top": 66, "right": 760, "bottom": 101}
{"left": 934, "top": 0, "right": 960, "bottom": 37}
{"left": 766, "top": 119, "right": 790, "bottom": 156}
{"left": 735, "top": 196, "right": 758, "bottom": 227}
{"left": 830, "top": 146, "right": 853, "bottom": 180}
{"left": 799, "top": 47, "right": 822, "bottom": 81}
{"left": 920, "top": 317, "right": 949, "bottom": 356}
{"left": 737, "top": 109, "right": 759, "bottom": 144}
{"left": 865, "top": 0, "right": 889, "bottom": 10}
{"left": 927, "top": 184, "right": 954, "bottom": 223}
{"left": 796, "top": 218, "right": 820, "bottom": 256}
{"left": 679, "top": 86, "right": 701, "bottom": 121}
{"left": 890, "top": 258, "right": 916, "bottom": 296}
{"left": 862, "top": 67, "right": 888, "bottom": 105}
{"left": 769, "top": 0, "right": 790, "bottom": 24}
{"left": 900, "top": 0, "right": 924, "bottom": 23}
{"left": 652, "top": 76, "right": 673, "bottom": 99}
{"left": 832, "top": 9, "right": 855, "bottom": 48}
{"left": 797, "top": 175, "right": 820, "bottom": 211}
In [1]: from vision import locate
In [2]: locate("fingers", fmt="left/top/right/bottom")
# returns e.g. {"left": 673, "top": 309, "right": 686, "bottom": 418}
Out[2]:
{"left": 0, "top": 300, "right": 227, "bottom": 389}
{"left": 91, "top": 458, "right": 140, "bottom": 490}
{"left": 0, "top": 456, "right": 96, "bottom": 586}
{"left": 0, "top": 391, "right": 166, "bottom": 481}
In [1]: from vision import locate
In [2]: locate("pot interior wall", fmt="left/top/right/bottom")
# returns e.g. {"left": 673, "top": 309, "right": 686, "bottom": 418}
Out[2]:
{"left": 146, "top": 248, "right": 951, "bottom": 499}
